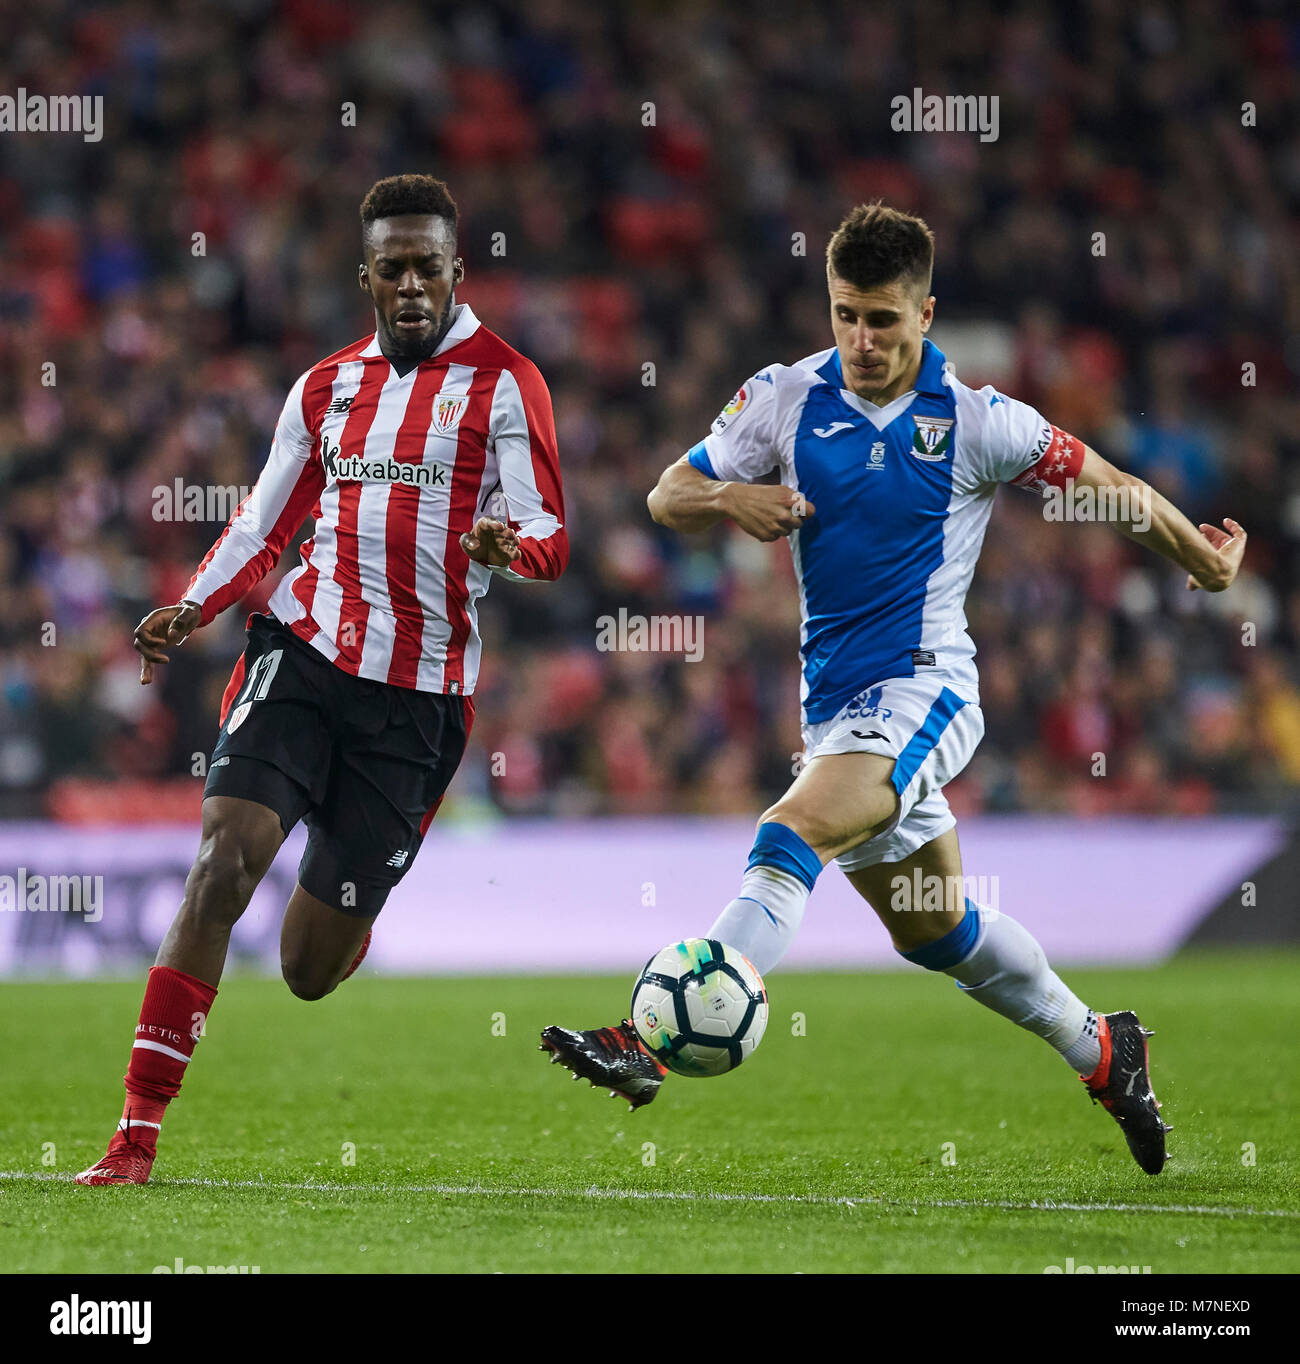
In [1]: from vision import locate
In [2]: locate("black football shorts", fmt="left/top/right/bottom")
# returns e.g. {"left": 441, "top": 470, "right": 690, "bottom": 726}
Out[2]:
{"left": 204, "top": 613, "right": 471, "bottom": 917}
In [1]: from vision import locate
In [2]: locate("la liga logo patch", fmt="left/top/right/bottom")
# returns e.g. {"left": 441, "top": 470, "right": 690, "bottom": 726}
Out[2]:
{"left": 712, "top": 384, "right": 750, "bottom": 433}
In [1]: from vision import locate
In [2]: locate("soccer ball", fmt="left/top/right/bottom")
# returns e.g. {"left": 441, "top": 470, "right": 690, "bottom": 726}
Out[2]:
{"left": 630, "top": 938, "right": 768, "bottom": 1077}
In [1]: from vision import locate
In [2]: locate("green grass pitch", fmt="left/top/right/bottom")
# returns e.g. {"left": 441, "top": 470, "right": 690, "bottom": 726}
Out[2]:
{"left": 2, "top": 948, "right": 1296, "bottom": 1273}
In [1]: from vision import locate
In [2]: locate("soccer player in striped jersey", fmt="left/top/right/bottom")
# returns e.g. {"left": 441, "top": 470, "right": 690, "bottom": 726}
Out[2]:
{"left": 77, "top": 174, "right": 568, "bottom": 1185}
{"left": 542, "top": 203, "right": 1246, "bottom": 1176}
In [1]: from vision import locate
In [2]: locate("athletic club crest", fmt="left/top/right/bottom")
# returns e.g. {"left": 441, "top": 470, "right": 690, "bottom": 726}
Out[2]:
{"left": 911, "top": 415, "right": 954, "bottom": 461}
{"left": 434, "top": 393, "right": 469, "bottom": 433}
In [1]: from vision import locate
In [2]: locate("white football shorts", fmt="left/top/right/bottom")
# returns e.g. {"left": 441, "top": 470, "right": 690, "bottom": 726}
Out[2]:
{"left": 800, "top": 674, "right": 984, "bottom": 872}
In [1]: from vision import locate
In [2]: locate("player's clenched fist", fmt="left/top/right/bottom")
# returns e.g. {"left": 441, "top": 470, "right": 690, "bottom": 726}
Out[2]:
{"left": 720, "top": 483, "right": 815, "bottom": 542}
{"left": 133, "top": 601, "right": 201, "bottom": 685}
{"left": 461, "top": 516, "right": 521, "bottom": 566}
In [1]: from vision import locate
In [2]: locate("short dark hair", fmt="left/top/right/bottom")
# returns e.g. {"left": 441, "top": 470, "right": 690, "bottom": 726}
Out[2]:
{"left": 360, "top": 174, "right": 458, "bottom": 246}
{"left": 826, "top": 202, "right": 934, "bottom": 300}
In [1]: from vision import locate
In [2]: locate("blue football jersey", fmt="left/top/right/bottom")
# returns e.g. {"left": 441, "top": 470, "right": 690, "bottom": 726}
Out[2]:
{"left": 687, "top": 339, "right": 1053, "bottom": 724}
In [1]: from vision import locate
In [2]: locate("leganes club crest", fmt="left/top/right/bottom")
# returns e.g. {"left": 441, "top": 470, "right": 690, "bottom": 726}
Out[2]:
{"left": 911, "top": 415, "right": 954, "bottom": 461}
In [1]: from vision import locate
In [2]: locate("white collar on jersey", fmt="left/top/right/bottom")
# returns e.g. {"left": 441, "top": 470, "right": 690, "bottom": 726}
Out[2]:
{"left": 839, "top": 384, "right": 919, "bottom": 431}
{"left": 361, "top": 301, "right": 480, "bottom": 361}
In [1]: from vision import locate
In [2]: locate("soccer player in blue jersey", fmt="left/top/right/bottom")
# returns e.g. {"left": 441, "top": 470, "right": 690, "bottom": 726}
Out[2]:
{"left": 541, "top": 203, "right": 1246, "bottom": 1174}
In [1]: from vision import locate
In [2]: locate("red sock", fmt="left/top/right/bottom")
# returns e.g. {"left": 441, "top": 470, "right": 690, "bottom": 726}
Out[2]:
{"left": 119, "top": 965, "right": 218, "bottom": 1146}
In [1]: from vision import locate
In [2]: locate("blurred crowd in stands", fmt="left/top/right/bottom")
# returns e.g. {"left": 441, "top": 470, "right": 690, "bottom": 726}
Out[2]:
{"left": 1, "top": 0, "right": 1299, "bottom": 821}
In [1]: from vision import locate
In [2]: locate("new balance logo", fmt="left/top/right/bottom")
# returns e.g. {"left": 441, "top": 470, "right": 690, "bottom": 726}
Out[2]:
{"left": 813, "top": 421, "right": 854, "bottom": 439}
{"left": 326, "top": 396, "right": 355, "bottom": 415}
{"left": 385, "top": 849, "right": 409, "bottom": 870}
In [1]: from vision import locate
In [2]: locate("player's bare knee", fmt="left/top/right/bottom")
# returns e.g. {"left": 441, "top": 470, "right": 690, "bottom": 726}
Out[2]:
{"left": 759, "top": 805, "right": 828, "bottom": 858}
{"left": 759, "top": 803, "right": 885, "bottom": 862}
{"left": 884, "top": 909, "right": 959, "bottom": 953}
{"left": 184, "top": 831, "right": 270, "bottom": 925}
{"left": 280, "top": 956, "right": 337, "bottom": 1002}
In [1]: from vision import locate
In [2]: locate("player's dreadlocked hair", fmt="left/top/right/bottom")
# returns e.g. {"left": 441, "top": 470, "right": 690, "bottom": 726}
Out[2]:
{"left": 826, "top": 202, "right": 934, "bottom": 300}
{"left": 360, "top": 174, "right": 458, "bottom": 244}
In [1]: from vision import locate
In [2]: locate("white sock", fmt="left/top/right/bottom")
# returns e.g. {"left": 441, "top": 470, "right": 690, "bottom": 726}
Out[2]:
{"left": 708, "top": 866, "right": 809, "bottom": 977}
{"left": 941, "top": 906, "right": 1101, "bottom": 1073}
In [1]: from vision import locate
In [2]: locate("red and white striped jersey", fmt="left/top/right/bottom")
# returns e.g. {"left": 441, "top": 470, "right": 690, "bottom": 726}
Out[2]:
{"left": 185, "top": 304, "right": 567, "bottom": 694}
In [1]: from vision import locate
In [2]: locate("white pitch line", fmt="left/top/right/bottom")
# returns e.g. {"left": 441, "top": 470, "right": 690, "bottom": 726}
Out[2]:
{"left": 1, "top": 1170, "right": 1293, "bottom": 1220}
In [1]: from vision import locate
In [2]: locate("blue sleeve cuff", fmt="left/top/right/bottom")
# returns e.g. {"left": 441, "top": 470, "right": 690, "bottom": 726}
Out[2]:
{"left": 686, "top": 441, "right": 718, "bottom": 480}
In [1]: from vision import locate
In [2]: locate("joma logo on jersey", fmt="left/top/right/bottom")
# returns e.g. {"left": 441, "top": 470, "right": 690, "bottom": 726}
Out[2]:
{"left": 911, "top": 416, "right": 954, "bottom": 461}
{"left": 321, "top": 437, "right": 447, "bottom": 488}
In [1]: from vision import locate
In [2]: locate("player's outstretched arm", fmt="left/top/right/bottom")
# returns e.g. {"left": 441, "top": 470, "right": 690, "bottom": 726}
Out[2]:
{"left": 647, "top": 456, "right": 814, "bottom": 542}
{"left": 1071, "top": 446, "right": 1246, "bottom": 592}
